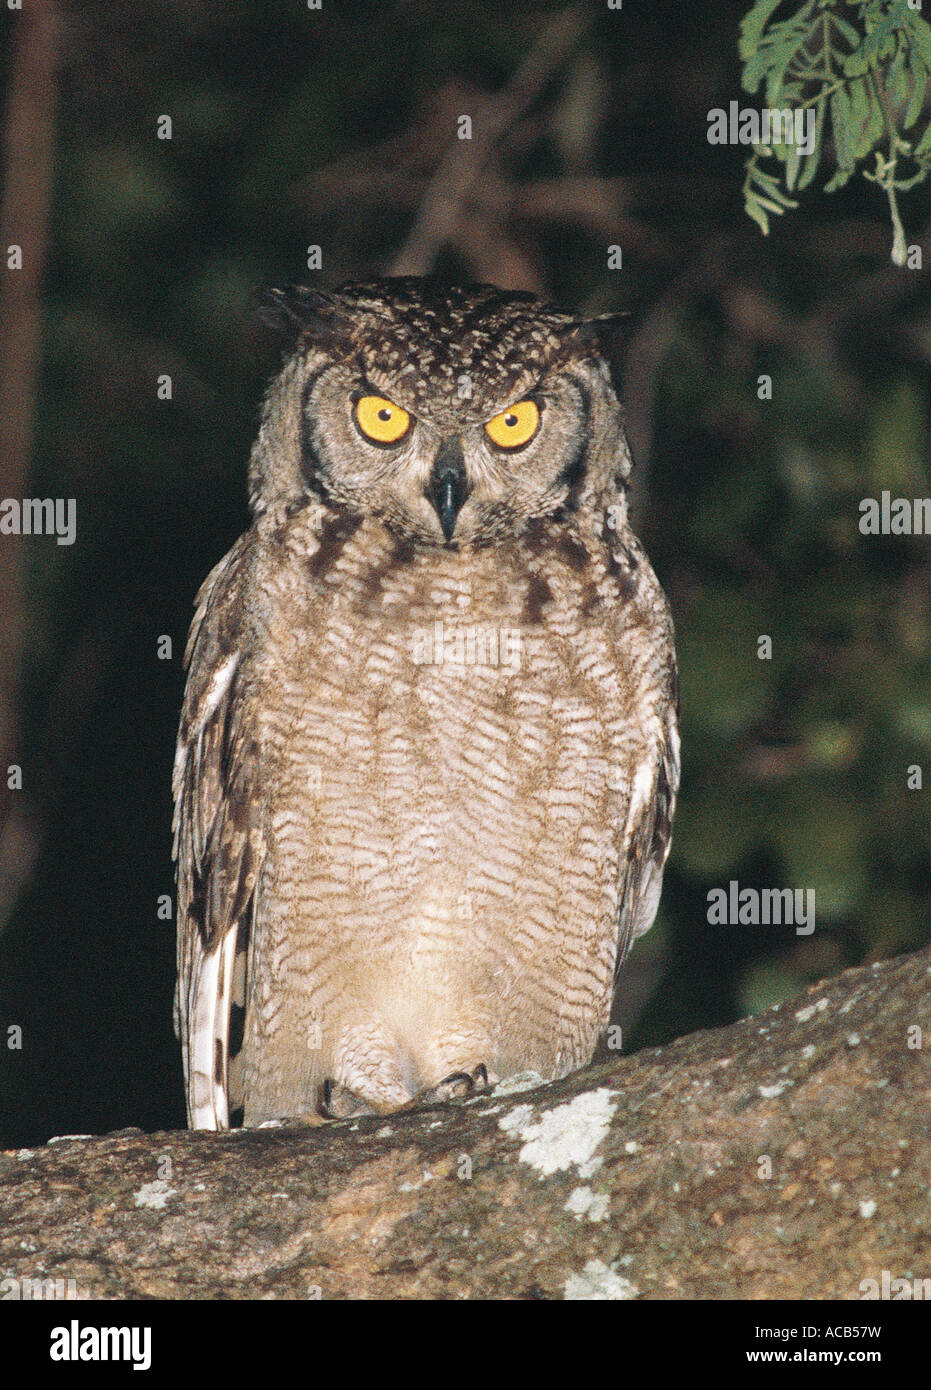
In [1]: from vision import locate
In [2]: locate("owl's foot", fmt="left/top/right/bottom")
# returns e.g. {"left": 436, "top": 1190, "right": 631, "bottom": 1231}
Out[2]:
{"left": 322, "top": 1021, "right": 423, "bottom": 1118}
{"left": 320, "top": 1057, "right": 495, "bottom": 1118}
{"left": 409, "top": 1063, "right": 494, "bottom": 1108}
{"left": 320, "top": 1079, "right": 393, "bottom": 1119}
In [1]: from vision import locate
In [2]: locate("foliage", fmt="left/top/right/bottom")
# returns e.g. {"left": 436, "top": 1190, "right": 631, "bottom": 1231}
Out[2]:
{"left": 740, "top": 0, "right": 931, "bottom": 263}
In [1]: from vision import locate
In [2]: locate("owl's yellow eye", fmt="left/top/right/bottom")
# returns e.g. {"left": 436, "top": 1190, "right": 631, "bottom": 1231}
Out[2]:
{"left": 354, "top": 395, "right": 411, "bottom": 444}
{"left": 484, "top": 399, "right": 540, "bottom": 449}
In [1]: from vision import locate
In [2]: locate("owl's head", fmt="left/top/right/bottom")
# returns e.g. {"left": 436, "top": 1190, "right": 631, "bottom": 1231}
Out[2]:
{"left": 251, "top": 277, "right": 631, "bottom": 546}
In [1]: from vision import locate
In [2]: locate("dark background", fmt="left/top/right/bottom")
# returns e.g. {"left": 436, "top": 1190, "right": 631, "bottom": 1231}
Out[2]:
{"left": 0, "top": 0, "right": 928, "bottom": 1146}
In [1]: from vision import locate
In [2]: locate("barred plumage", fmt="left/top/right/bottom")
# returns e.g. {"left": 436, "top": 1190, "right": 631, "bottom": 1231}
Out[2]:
{"left": 173, "top": 277, "right": 679, "bottom": 1129}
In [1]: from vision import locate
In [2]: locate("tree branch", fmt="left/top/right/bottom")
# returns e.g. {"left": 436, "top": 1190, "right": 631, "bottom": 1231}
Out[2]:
{"left": 390, "top": 2, "right": 594, "bottom": 276}
{"left": 1, "top": 946, "right": 927, "bottom": 1298}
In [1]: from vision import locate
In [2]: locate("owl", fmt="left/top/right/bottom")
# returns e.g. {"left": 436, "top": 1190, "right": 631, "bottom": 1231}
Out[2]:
{"left": 173, "top": 277, "right": 679, "bottom": 1130}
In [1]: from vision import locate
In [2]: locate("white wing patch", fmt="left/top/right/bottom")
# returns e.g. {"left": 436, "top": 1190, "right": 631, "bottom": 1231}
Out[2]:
{"left": 173, "top": 539, "right": 260, "bottom": 1130}
{"left": 614, "top": 701, "right": 679, "bottom": 971}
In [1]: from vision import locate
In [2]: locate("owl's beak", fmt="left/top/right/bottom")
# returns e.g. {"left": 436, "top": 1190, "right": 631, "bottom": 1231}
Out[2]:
{"left": 428, "top": 438, "right": 469, "bottom": 541}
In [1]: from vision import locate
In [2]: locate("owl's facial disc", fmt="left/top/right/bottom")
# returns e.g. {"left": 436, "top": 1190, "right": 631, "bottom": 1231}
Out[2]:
{"left": 302, "top": 355, "right": 596, "bottom": 546}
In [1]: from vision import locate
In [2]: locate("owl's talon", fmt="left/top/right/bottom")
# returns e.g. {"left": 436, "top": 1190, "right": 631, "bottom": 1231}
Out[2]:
{"left": 321, "top": 1078, "right": 382, "bottom": 1119}
{"left": 437, "top": 1070, "right": 474, "bottom": 1095}
{"left": 412, "top": 1064, "right": 494, "bottom": 1107}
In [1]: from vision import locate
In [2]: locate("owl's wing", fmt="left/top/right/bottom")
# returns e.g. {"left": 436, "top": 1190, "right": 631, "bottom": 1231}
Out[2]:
{"left": 172, "top": 537, "right": 261, "bottom": 1130}
{"left": 614, "top": 693, "right": 680, "bottom": 977}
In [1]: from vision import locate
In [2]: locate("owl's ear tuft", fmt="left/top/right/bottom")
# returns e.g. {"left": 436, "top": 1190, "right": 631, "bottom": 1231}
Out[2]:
{"left": 257, "top": 286, "right": 351, "bottom": 352}
{"left": 588, "top": 310, "right": 630, "bottom": 349}
{"left": 558, "top": 311, "right": 630, "bottom": 360}
{"left": 549, "top": 313, "right": 630, "bottom": 384}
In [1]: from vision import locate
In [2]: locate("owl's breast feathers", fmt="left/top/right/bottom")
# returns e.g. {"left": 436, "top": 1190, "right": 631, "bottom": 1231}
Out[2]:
{"left": 174, "top": 501, "right": 678, "bottom": 1127}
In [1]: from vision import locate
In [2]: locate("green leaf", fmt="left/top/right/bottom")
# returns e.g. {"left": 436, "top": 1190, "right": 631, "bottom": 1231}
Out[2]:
{"left": 903, "top": 51, "right": 928, "bottom": 129}
{"left": 831, "top": 84, "right": 853, "bottom": 168}
{"left": 739, "top": 0, "right": 789, "bottom": 58}
{"left": 824, "top": 163, "right": 855, "bottom": 191}
{"left": 847, "top": 75, "right": 873, "bottom": 159}
{"left": 887, "top": 35, "right": 908, "bottom": 106}
{"left": 756, "top": 192, "right": 796, "bottom": 213}
{"left": 777, "top": 79, "right": 804, "bottom": 105}
{"left": 907, "top": 12, "right": 931, "bottom": 70}
{"left": 744, "top": 146, "right": 800, "bottom": 234}
{"left": 742, "top": 49, "right": 771, "bottom": 95}
{"left": 914, "top": 121, "right": 931, "bottom": 157}
{"left": 753, "top": 157, "right": 801, "bottom": 204}
{"left": 844, "top": 0, "right": 910, "bottom": 76}
{"left": 796, "top": 101, "right": 826, "bottom": 190}
{"left": 744, "top": 7, "right": 818, "bottom": 99}
{"left": 752, "top": 163, "right": 788, "bottom": 191}
{"left": 831, "top": 16, "right": 862, "bottom": 49}
{"left": 867, "top": 81, "right": 886, "bottom": 148}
